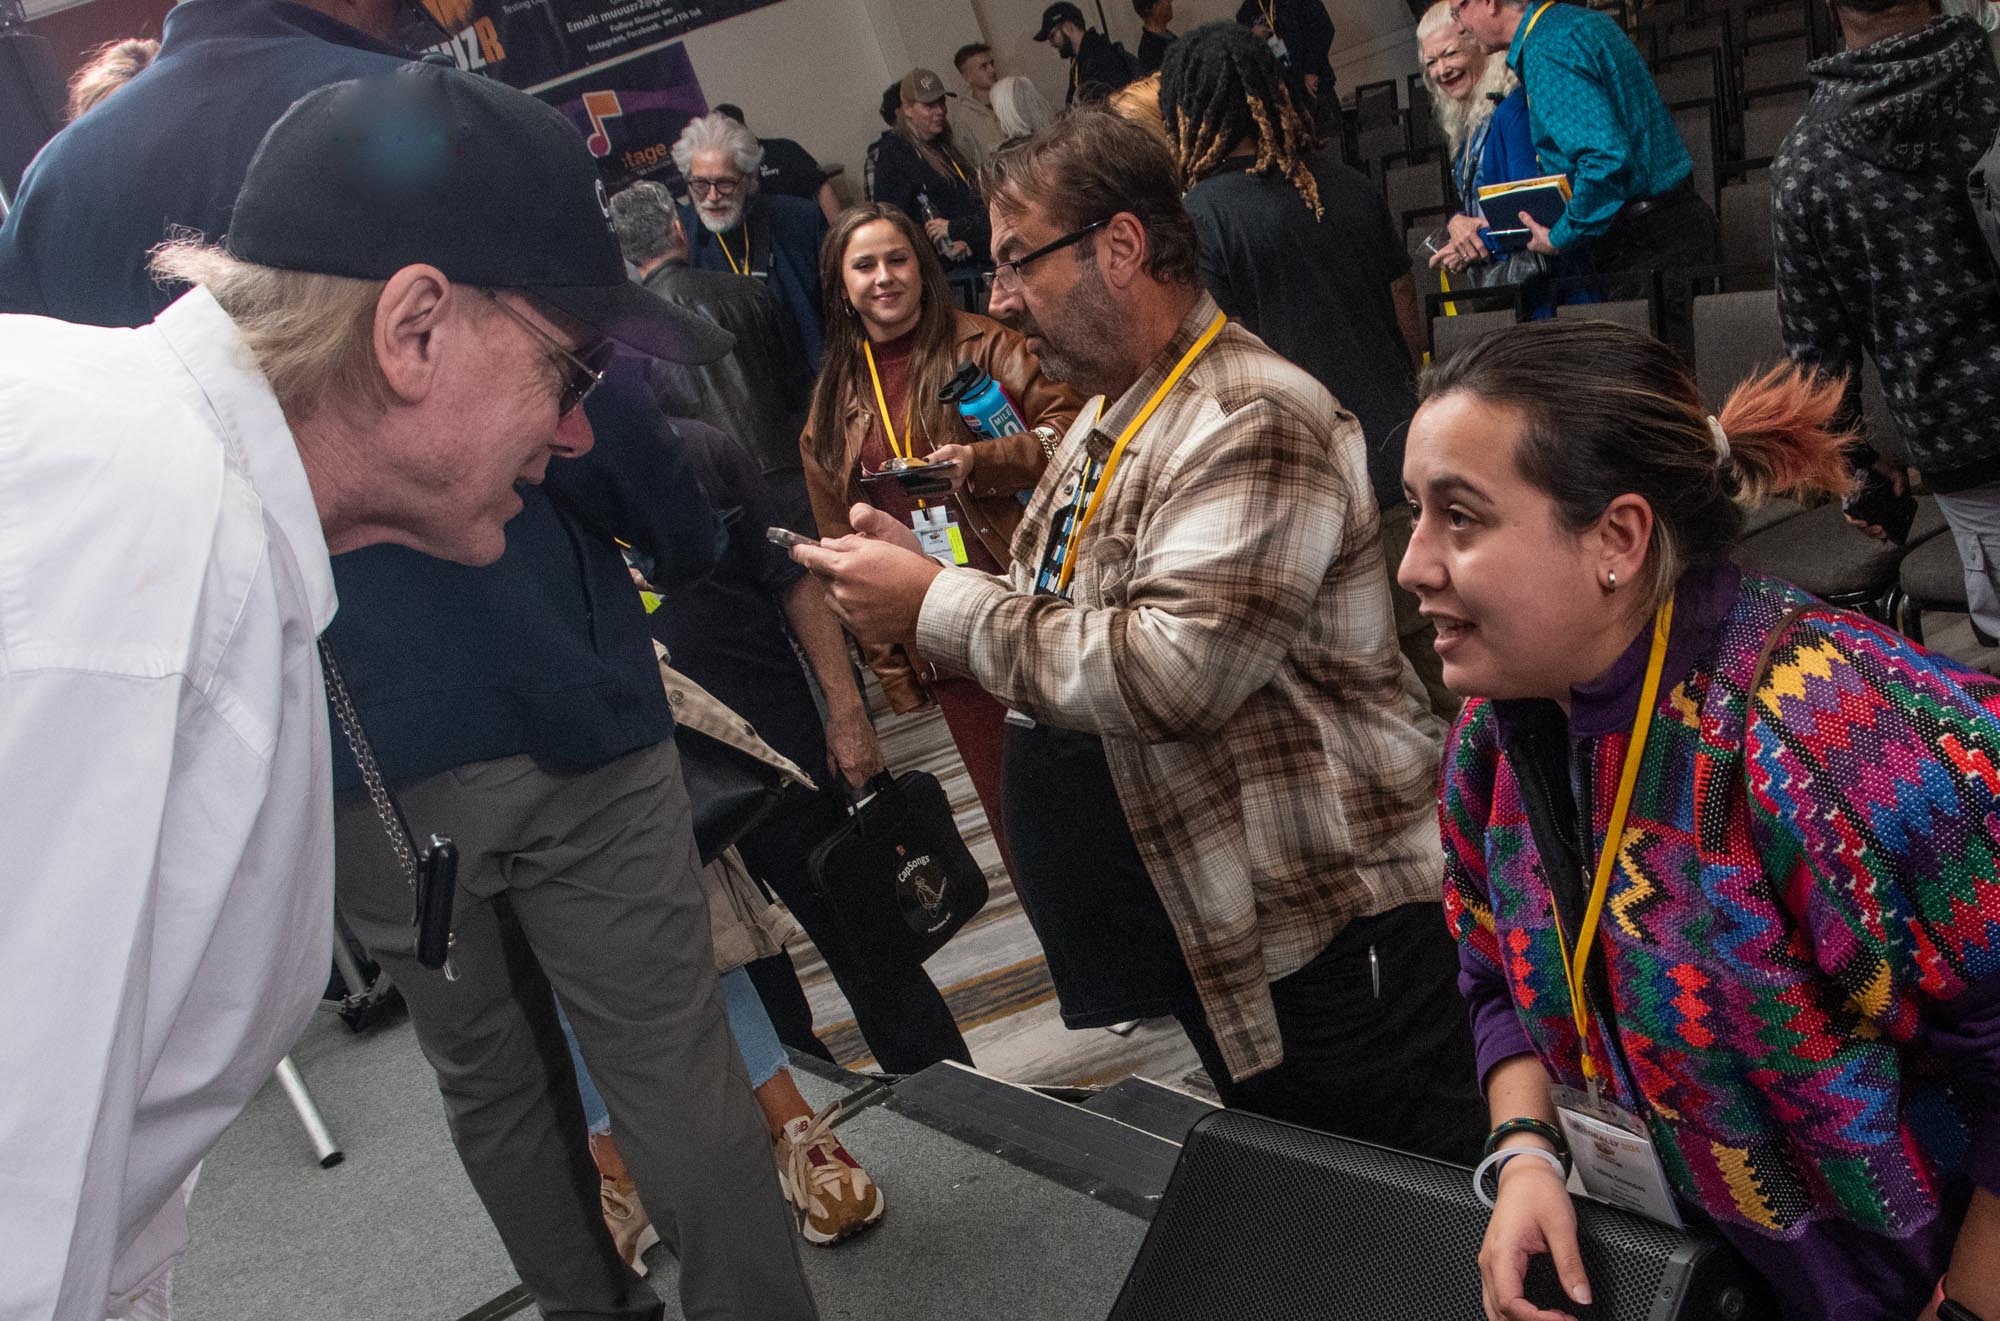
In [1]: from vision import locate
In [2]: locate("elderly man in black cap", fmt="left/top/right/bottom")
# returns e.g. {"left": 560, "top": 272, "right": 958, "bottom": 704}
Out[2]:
{"left": 1035, "top": 0, "right": 1138, "bottom": 104}
{"left": 0, "top": 63, "right": 817, "bottom": 1321}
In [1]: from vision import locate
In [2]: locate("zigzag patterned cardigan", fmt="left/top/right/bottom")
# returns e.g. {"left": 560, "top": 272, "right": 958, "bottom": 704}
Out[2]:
{"left": 1443, "top": 566, "right": 2000, "bottom": 1242}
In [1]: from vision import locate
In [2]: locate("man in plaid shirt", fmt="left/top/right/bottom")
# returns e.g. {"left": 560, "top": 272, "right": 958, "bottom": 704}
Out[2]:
{"left": 797, "top": 111, "right": 1482, "bottom": 1161}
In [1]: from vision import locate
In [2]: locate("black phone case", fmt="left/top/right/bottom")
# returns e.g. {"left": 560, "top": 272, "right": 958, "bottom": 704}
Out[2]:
{"left": 1844, "top": 471, "right": 1918, "bottom": 545}
{"left": 415, "top": 835, "right": 457, "bottom": 969}
{"left": 860, "top": 463, "right": 959, "bottom": 499}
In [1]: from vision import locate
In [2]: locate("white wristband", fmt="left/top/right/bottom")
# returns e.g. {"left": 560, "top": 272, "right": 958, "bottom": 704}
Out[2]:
{"left": 1473, "top": 1145, "right": 1567, "bottom": 1209}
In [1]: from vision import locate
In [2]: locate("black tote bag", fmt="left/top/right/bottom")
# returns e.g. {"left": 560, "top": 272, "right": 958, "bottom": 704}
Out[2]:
{"left": 806, "top": 770, "right": 988, "bottom": 968}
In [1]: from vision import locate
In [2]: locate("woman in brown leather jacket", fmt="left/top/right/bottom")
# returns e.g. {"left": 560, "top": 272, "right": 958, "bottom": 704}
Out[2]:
{"left": 801, "top": 202, "right": 1079, "bottom": 865}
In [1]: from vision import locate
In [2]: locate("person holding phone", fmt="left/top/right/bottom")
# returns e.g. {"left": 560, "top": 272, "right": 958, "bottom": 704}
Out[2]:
{"left": 800, "top": 201, "right": 1079, "bottom": 864}
{"left": 1405, "top": 319, "right": 2000, "bottom": 1321}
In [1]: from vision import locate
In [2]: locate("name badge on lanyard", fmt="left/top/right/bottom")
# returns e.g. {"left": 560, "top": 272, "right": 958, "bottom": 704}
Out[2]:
{"left": 912, "top": 505, "right": 969, "bottom": 567}
{"left": 1549, "top": 597, "right": 1684, "bottom": 1229}
{"left": 1548, "top": 1084, "right": 1684, "bottom": 1227}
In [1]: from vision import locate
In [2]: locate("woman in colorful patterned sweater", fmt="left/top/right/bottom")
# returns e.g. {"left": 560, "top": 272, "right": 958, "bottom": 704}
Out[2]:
{"left": 1400, "top": 319, "right": 2000, "bottom": 1321}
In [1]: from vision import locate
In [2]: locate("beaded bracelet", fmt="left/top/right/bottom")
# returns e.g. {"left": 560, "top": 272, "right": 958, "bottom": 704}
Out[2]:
{"left": 1484, "top": 1117, "right": 1569, "bottom": 1168}
{"left": 1473, "top": 1146, "right": 1568, "bottom": 1210}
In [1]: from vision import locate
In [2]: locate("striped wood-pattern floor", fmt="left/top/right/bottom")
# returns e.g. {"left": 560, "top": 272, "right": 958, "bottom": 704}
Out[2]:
{"left": 786, "top": 672, "right": 1209, "bottom": 1093}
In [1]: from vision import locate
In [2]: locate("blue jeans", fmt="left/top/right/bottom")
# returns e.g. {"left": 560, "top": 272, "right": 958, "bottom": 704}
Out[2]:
{"left": 560, "top": 966, "right": 790, "bottom": 1135}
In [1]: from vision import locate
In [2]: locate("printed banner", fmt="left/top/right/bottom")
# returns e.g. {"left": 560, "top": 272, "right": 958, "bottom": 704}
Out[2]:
{"left": 540, "top": 42, "right": 709, "bottom": 194}
{"left": 417, "top": 0, "right": 780, "bottom": 92}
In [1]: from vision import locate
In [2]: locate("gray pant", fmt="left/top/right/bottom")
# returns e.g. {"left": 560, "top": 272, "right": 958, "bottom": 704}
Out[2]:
{"left": 1931, "top": 482, "right": 2000, "bottom": 641}
{"left": 336, "top": 740, "right": 816, "bottom": 1321}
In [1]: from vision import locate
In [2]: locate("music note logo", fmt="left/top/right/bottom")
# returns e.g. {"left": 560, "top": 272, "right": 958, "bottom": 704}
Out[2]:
{"left": 582, "top": 90, "right": 624, "bottom": 158}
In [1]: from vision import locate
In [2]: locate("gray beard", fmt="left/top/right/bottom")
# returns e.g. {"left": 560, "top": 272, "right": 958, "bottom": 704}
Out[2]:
{"left": 1020, "top": 262, "right": 1133, "bottom": 400}
{"left": 696, "top": 199, "right": 746, "bottom": 234}
{"left": 1035, "top": 344, "right": 1128, "bottom": 401}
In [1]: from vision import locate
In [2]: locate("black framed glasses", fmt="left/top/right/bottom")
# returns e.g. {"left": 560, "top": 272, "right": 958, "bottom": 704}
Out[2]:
{"left": 687, "top": 176, "right": 745, "bottom": 199}
{"left": 991, "top": 219, "right": 1108, "bottom": 294}
{"left": 483, "top": 292, "right": 612, "bottom": 417}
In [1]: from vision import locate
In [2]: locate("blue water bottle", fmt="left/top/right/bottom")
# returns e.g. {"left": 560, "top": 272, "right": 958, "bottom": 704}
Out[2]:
{"left": 939, "top": 360, "right": 1028, "bottom": 440}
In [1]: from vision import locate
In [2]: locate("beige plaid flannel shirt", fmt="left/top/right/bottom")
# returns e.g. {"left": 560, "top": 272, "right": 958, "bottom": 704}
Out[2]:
{"left": 915, "top": 294, "right": 1444, "bottom": 1080}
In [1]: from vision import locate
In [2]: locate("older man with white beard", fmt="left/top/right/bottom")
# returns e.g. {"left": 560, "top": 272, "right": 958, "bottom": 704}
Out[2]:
{"left": 673, "top": 110, "right": 830, "bottom": 371}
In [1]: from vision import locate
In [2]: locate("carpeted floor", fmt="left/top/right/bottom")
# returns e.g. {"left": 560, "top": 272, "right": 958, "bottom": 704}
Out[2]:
{"left": 177, "top": 1011, "right": 1149, "bottom": 1320}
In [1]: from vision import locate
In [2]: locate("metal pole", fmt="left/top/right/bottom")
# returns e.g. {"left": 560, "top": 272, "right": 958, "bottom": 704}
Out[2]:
{"left": 330, "top": 927, "right": 375, "bottom": 1005}
{"left": 275, "top": 1056, "right": 345, "bottom": 1168}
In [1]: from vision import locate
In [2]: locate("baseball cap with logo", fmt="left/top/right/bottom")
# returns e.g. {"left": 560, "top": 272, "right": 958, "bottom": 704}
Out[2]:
{"left": 225, "top": 62, "right": 732, "bottom": 365}
{"left": 1034, "top": 2, "right": 1085, "bottom": 40}
{"left": 899, "top": 67, "right": 949, "bottom": 105}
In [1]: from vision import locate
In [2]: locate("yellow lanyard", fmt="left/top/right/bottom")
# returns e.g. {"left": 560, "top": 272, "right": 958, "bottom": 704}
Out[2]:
{"left": 1521, "top": 0, "right": 1555, "bottom": 41}
{"left": 862, "top": 340, "right": 915, "bottom": 461}
{"left": 1257, "top": 0, "right": 1277, "bottom": 31}
{"left": 1055, "top": 311, "right": 1226, "bottom": 592}
{"left": 948, "top": 154, "right": 967, "bottom": 185}
{"left": 716, "top": 222, "right": 750, "bottom": 277}
{"left": 1550, "top": 597, "right": 1674, "bottom": 1091}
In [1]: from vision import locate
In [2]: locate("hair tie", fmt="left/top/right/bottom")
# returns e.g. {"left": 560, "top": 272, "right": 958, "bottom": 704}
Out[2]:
{"left": 1707, "top": 415, "right": 1732, "bottom": 466}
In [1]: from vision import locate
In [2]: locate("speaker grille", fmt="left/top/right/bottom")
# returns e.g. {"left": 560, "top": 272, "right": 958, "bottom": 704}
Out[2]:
{"left": 1109, "top": 1110, "right": 1759, "bottom": 1321}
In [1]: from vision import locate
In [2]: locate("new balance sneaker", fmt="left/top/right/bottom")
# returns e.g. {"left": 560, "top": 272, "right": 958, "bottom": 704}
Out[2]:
{"left": 774, "top": 1104, "right": 885, "bottom": 1246}
{"left": 600, "top": 1175, "right": 660, "bottom": 1276}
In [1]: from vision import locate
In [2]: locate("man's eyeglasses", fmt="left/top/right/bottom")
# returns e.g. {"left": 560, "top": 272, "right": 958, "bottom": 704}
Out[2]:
{"left": 1449, "top": 0, "right": 1474, "bottom": 19}
{"left": 483, "top": 292, "right": 612, "bottom": 417}
{"left": 991, "top": 219, "right": 1108, "bottom": 294}
{"left": 687, "top": 176, "right": 745, "bottom": 199}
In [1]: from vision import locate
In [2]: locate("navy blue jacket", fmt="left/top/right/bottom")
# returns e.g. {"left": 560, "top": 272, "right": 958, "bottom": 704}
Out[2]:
{"left": 682, "top": 191, "right": 828, "bottom": 373}
{"left": 0, "top": 0, "right": 720, "bottom": 789}
{"left": 0, "top": 0, "right": 406, "bottom": 324}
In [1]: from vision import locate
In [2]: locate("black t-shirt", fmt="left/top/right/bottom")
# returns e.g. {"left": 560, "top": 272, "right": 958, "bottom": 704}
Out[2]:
{"left": 1136, "top": 27, "right": 1177, "bottom": 76}
{"left": 1182, "top": 150, "right": 1416, "bottom": 510}
{"left": 646, "top": 417, "right": 827, "bottom": 775}
{"left": 1070, "top": 28, "right": 1137, "bottom": 104}
{"left": 756, "top": 136, "right": 827, "bottom": 200}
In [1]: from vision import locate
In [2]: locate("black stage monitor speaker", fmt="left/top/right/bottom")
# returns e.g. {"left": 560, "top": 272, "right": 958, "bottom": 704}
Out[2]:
{"left": 1107, "top": 1110, "right": 1775, "bottom": 1321}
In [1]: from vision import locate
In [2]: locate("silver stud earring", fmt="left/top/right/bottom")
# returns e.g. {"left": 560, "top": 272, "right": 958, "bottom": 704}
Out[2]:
{"left": 1605, "top": 569, "right": 1618, "bottom": 590}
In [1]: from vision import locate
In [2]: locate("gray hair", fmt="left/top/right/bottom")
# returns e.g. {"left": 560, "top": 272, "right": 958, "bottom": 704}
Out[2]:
{"left": 608, "top": 181, "right": 681, "bottom": 264}
{"left": 147, "top": 237, "right": 399, "bottom": 420}
{"left": 671, "top": 111, "right": 764, "bottom": 185}
{"left": 991, "top": 76, "right": 1055, "bottom": 139}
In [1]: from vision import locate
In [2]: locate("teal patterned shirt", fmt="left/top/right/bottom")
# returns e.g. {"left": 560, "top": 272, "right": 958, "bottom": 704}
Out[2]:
{"left": 1506, "top": 1, "right": 1692, "bottom": 250}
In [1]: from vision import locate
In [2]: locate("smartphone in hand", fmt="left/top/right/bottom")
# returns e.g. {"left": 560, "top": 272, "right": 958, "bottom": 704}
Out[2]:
{"left": 766, "top": 526, "right": 821, "bottom": 550}
{"left": 1842, "top": 469, "right": 1918, "bottom": 545}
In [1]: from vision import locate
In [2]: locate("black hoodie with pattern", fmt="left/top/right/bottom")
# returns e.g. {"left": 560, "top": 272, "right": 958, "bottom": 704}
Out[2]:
{"left": 1774, "top": 16, "right": 2000, "bottom": 488}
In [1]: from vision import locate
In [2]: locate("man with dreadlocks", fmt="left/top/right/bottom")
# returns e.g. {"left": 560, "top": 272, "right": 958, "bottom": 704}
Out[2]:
{"left": 1161, "top": 22, "right": 1452, "bottom": 721}
{"left": 792, "top": 111, "right": 1486, "bottom": 1165}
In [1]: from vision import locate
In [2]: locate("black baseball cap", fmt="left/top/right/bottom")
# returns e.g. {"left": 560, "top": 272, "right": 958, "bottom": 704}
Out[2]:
{"left": 227, "top": 62, "right": 732, "bottom": 365}
{"left": 1035, "top": 2, "right": 1085, "bottom": 40}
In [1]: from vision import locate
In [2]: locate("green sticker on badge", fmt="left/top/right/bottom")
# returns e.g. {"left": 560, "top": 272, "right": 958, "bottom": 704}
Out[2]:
{"left": 946, "top": 526, "right": 970, "bottom": 565}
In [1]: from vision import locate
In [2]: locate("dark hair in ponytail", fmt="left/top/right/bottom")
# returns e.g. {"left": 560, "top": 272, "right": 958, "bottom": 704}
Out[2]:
{"left": 1420, "top": 320, "right": 1856, "bottom": 610}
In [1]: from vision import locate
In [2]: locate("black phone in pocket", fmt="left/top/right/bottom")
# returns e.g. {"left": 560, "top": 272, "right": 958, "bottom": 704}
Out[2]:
{"left": 414, "top": 835, "right": 457, "bottom": 970}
